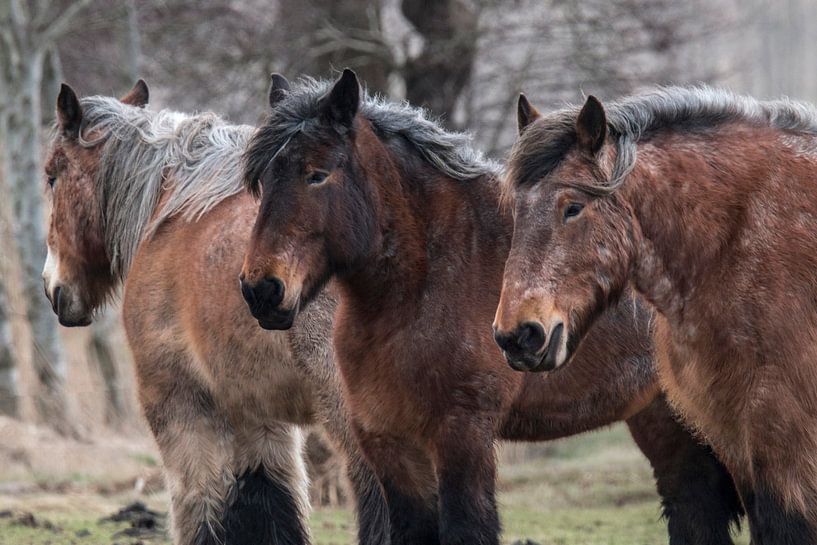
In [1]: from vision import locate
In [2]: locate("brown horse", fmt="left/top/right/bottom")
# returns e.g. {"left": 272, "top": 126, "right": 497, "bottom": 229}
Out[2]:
{"left": 494, "top": 87, "right": 817, "bottom": 544}
{"left": 239, "top": 70, "right": 742, "bottom": 545}
{"left": 41, "top": 80, "right": 390, "bottom": 545}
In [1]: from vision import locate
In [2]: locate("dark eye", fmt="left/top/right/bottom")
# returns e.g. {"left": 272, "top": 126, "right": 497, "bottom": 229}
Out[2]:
{"left": 47, "top": 176, "right": 56, "bottom": 189}
{"left": 563, "top": 202, "right": 584, "bottom": 221}
{"left": 306, "top": 171, "right": 329, "bottom": 185}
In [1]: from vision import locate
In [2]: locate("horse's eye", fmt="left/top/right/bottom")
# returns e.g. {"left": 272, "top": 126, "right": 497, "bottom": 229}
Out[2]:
{"left": 306, "top": 171, "right": 329, "bottom": 185}
{"left": 47, "top": 176, "right": 57, "bottom": 189}
{"left": 563, "top": 202, "right": 584, "bottom": 222}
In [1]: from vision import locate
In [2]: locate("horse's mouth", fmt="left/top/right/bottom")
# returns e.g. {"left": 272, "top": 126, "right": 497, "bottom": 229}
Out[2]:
{"left": 539, "top": 322, "right": 564, "bottom": 370}
{"left": 506, "top": 351, "right": 548, "bottom": 372}
{"left": 58, "top": 313, "right": 93, "bottom": 328}
{"left": 505, "top": 323, "right": 570, "bottom": 373}
{"left": 256, "top": 308, "right": 297, "bottom": 330}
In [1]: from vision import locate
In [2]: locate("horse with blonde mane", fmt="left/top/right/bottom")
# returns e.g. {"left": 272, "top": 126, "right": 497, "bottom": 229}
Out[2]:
{"left": 41, "top": 79, "right": 389, "bottom": 545}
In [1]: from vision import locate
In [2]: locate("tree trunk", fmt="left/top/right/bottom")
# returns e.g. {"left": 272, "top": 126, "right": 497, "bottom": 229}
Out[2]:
{"left": 123, "top": 0, "right": 143, "bottom": 84}
{"left": 0, "top": 295, "right": 16, "bottom": 416}
{"left": 6, "top": 53, "right": 74, "bottom": 432}
{"left": 400, "top": 0, "right": 480, "bottom": 124}
{"left": 0, "top": 149, "right": 39, "bottom": 425}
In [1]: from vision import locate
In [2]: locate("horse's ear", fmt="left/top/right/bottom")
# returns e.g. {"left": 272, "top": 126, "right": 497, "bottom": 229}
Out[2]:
{"left": 57, "top": 83, "right": 82, "bottom": 138}
{"left": 576, "top": 95, "right": 607, "bottom": 154}
{"left": 121, "top": 79, "right": 149, "bottom": 107}
{"left": 320, "top": 68, "right": 360, "bottom": 130}
{"left": 268, "top": 73, "right": 290, "bottom": 108}
{"left": 517, "top": 93, "right": 541, "bottom": 135}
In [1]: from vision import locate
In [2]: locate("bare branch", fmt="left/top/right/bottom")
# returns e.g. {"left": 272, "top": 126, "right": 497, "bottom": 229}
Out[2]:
{"left": 35, "top": 0, "right": 94, "bottom": 51}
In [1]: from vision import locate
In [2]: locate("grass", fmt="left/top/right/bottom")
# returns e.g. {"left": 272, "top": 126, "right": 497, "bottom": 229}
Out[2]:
{"left": 127, "top": 452, "right": 159, "bottom": 467}
{"left": 0, "top": 512, "right": 130, "bottom": 545}
{"left": 0, "top": 424, "right": 750, "bottom": 545}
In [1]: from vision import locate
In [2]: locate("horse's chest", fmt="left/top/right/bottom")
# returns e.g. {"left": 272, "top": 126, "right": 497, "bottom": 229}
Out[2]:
{"left": 220, "top": 364, "right": 316, "bottom": 426}
{"left": 335, "top": 318, "right": 478, "bottom": 437}
{"left": 205, "top": 333, "right": 317, "bottom": 426}
{"left": 653, "top": 317, "right": 748, "bottom": 462}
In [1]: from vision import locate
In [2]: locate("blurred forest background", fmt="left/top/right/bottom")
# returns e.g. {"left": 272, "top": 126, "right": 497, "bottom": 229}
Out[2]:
{"left": 0, "top": 0, "right": 815, "bottom": 541}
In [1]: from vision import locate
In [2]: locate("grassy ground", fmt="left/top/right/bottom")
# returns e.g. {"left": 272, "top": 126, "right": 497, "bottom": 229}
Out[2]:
{"left": 0, "top": 424, "right": 749, "bottom": 545}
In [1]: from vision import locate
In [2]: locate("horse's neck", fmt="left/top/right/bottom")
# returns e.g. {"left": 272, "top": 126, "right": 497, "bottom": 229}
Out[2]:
{"left": 343, "top": 162, "right": 506, "bottom": 315}
{"left": 625, "top": 129, "right": 767, "bottom": 321}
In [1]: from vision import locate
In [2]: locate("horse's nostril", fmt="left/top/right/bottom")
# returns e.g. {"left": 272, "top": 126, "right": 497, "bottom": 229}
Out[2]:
{"left": 53, "top": 286, "right": 62, "bottom": 316}
{"left": 240, "top": 276, "right": 286, "bottom": 314}
{"left": 239, "top": 278, "right": 257, "bottom": 306}
{"left": 259, "top": 276, "right": 285, "bottom": 307}
{"left": 517, "top": 321, "right": 546, "bottom": 353}
{"left": 494, "top": 330, "right": 513, "bottom": 352}
{"left": 495, "top": 322, "right": 547, "bottom": 357}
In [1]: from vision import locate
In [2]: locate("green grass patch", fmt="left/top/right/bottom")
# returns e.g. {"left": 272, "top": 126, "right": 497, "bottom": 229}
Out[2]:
{"left": 0, "top": 425, "right": 752, "bottom": 544}
{"left": 0, "top": 511, "right": 167, "bottom": 545}
{"left": 311, "top": 508, "right": 356, "bottom": 545}
{"left": 128, "top": 452, "right": 159, "bottom": 467}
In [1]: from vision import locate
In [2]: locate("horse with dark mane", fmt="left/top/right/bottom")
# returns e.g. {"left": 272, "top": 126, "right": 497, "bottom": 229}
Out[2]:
{"left": 239, "top": 70, "right": 743, "bottom": 545}
{"left": 41, "top": 80, "right": 390, "bottom": 545}
{"left": 494, "top": 86, "right": 817, "bottom": 544}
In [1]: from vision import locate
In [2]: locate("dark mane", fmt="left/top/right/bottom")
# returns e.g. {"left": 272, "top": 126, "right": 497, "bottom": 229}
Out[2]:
{"left": 243, "top": 78, "right": 499, "bottom": 197}
{"left": 507, "top": 85, "right": 817, "bottom": 196}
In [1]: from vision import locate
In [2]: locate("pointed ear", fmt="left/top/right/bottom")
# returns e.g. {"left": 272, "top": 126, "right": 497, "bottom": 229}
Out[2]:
{"left": 576, "top": 95, "right": 607, "bottom": 154}
{"left": 121, "top": 79, "right": 149, "bottom": 107}
{"left": 268, "top": 73, "right": 291, "bottom": 108}
{"left": 320, "top": 68, "right": 360, "bottom": 130}
{"left": 57, "top": 83, "right": 82, "bottom": 137}
{"left": 517, "top": 93, "right": 541, "bottom": 135}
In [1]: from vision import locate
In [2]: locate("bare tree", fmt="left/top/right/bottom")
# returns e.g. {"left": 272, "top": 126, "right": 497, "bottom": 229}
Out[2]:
{"left": 464, "top": 0, "right": 735, "bottom": 154}
{"left": 277, "top": 0, "right": 393, "bottom": 93}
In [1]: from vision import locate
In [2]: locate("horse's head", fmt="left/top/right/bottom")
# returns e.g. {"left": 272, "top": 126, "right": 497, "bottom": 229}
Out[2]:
{"left": 240, "top": 70, "right": 379, "bottom": 330}
{"left": 494, "top": 94, "right": 635, "bottom": 371}
{"left": 42, "top": 80, "right": 149, "bottom": 326}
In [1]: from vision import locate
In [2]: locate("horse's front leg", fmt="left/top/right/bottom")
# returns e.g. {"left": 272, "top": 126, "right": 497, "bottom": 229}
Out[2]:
{"left": 139, "top": 351, "right": 311, "bottom": 545}
{"left": 433, "top": 416, "right": 500, "bottom": 545}
{"left": 287, "top": 290, "right": 391, "bottom": 545}
{"left": 740, "top": 470, "right": 816, "bottom": 544}
{"left": 228, "top": 423, "right": 311, "bottom": 545}
{"left": 354, "top": 424, "right": 440, "bottom": 545}
{"left": 137, "top": 354, "right": 235, "bottom": 545}
{"left": 627, "top": 394, "right": 742, "bottom": 545}
{"left": 316, "top": 396, "right": 391, "bottom": 545}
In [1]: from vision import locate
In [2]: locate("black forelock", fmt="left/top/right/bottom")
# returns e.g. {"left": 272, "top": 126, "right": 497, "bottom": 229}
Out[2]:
{"left": 508, "top": 113, "right": 579, "bottom": 190}
{"left": 243, "top": 77, "right": 498, "bottom": 199}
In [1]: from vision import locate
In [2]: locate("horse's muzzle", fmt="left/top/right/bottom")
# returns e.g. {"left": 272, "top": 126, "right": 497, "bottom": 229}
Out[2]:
{"left": 47, "top": 285, "right": 92, "bottom": 327}
{"left": 239, "top": 275, "right": 297, "bottom": 330}
{"left": 494, "top": 321, "right": 564, "bottom": 372}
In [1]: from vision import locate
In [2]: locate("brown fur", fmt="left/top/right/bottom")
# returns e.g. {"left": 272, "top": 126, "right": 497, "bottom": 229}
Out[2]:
{"left": 240, "top": 72, "right": 742, "bottom": 545}
{"left": 497, "top": 90, "right": 817, "bottom": 543}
